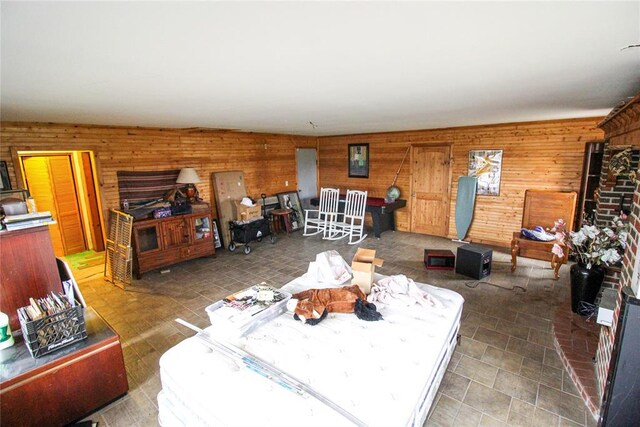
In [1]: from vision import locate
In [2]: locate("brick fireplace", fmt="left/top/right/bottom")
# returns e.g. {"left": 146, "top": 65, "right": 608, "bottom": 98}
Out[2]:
{"left": 592, "top": 94, "right": 640, "bottom": 418}
{"left": 551, "top": 94, "right": 640, "bottom": 422}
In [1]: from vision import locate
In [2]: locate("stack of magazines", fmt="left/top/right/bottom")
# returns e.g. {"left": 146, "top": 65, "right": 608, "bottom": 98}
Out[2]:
{"left": 206, "top": 283, "right": 291, "bottom": 337}
{"left": 3, "top": 211, "right": 55, "bottom": 231}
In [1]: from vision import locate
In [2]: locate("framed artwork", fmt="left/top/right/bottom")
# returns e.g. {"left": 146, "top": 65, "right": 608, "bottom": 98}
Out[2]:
{"left": 348, "top": 143, "right": 369, "bottom": 178}
{"left": 277, "top": 191, "right": 304, "bottom": 231}
{"left": 0, "top": 161, "right": 11, "bottom": 190}
{"left": 212, "top": 219, "right": 223, "bottom": 249}
{"left": 468, "top": 149, "right": 503, "bottom": 196}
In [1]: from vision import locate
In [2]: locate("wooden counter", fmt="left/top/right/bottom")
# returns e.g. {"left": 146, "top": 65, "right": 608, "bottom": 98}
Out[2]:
{"left": 0, "top": 307, "right": 128, "bottom": 426}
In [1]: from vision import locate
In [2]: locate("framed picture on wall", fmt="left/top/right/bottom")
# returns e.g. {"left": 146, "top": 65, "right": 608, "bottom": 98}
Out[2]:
{"left": 468, "top": 149, "right": 503, "bottom": 196}
{"left": 348, "top": 143, "right": 369, "bottom": 178}
{"left": 277, "top": 191, "right": 304, "bottom": 231}
{"left": 0, "top": 161, "right": 11, "bottom": 190}
{"left": 212, "top": 219, "right": 223, "bottom": 249}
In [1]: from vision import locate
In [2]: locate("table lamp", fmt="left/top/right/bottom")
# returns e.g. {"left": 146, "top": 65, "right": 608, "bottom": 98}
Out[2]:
{"left": 176, "top": 167, "right": 201, "bottom": 202}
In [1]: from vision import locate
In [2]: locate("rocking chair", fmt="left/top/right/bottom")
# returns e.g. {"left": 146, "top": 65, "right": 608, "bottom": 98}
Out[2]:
{"left": 303, "top": 187, "right": 340, "bottom": 237}
{"left": 325, "top": 189, "right": 368, "bottom": 245}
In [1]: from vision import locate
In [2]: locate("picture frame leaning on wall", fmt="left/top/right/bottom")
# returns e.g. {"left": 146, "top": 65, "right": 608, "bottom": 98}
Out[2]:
{"left": 276, "top": 191, "right": 304, "bottom": 231}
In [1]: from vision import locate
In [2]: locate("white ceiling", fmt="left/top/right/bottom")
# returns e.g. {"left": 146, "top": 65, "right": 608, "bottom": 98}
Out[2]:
{"left": 1, "top": 1, "right": 639, "bottom": 136}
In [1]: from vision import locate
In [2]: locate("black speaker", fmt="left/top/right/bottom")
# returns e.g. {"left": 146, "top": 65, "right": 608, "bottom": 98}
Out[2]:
{"left": 456, "top": 244, "right": 492, "bottom": 279}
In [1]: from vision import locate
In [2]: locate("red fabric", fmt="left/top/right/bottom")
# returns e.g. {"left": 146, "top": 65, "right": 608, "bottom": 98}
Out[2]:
{"left": 366, "top": 197, "right": 386, "bottom": 207}
{"left": 337, "top": 195, "right": 387, "bottom": 206}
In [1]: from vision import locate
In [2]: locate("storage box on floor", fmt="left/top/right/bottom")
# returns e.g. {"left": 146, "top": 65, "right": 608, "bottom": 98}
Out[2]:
{"left": 233, "top": 200, "right": 261, "bottom": 222}
{"left": 351, "top": 248, "right": 384, "bottom": 294}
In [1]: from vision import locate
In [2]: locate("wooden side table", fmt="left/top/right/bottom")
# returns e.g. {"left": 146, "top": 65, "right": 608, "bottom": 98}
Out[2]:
{"left": 270, "top": 209, "right": 293, "bottom": 234}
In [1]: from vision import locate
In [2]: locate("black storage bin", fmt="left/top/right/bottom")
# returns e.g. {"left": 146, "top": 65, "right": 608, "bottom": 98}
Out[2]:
{"left": 232, "top": 218, "right": 270, "bottom": 243}
{"left": 228, "top": 218, "right": 275, "bottom": 254}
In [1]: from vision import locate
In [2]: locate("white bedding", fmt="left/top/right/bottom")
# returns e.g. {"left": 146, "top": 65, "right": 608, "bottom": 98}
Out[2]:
{"left": 158, "top": 273, "right": 464, "bottom": 427}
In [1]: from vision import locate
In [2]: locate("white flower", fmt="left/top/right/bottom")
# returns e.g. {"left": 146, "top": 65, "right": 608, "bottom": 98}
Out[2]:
{"left": 583, "top": 225, "right": 600, "bottom": 239}
{"left": 603, "top": 228, "right": 615, "bottom": 238}
{"left": 601, "top": 248, "right": 622, "bottom": 265}
{"left": 571, "top": 231, "right": 586, "bottom": 246}
{"left": 618, "top": 231, "right": 628, "bottom": 248}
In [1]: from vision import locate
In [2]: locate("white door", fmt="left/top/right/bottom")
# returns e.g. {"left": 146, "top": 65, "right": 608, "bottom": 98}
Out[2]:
{"left": 296, "top": 148, "right": 318, "bottom": 210}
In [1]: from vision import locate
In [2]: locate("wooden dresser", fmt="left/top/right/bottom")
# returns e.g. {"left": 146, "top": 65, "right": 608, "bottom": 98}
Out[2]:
{"left": 132, "top": 212, "right": 215, "bottom": 278}
{"left": 0, "top": 225, "right": 128, "bottom": 425}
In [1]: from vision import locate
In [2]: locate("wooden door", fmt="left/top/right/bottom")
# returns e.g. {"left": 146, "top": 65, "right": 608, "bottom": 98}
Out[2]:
{"left": 81, "top": 152, "right": 105, "bottom": 251}
{"left": 22, "top": 155, "right": 87, "bottom": 256}
{"left": 22, "top": 157, "right": 65, "bottom": 256}
{"left": 48, "top": 156, "right": 86, "bottom": 254}
{"left": 411, "top": 145, "right": 451, "bottom": 236}
{"left": 162, "top": 218, "right": 190, "bottom": 248}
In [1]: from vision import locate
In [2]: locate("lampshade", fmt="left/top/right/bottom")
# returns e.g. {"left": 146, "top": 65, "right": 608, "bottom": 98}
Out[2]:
{"left": 176, "top": 168, "right": 201, "bottom": 184}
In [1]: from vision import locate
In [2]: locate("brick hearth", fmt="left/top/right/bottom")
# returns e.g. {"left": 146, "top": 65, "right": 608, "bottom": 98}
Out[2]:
{"left": 551, "top": 307, "right": 601, "bottom": 420}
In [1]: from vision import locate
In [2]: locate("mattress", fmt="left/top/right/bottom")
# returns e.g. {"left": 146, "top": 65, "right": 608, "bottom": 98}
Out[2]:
{"left": 158, "top": 273, "right": 464, "bottom": 427}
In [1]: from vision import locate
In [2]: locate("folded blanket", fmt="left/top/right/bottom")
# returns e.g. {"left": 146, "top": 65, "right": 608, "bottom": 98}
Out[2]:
{"left": 367, "top": 275, "right": 443, "bottom": 309}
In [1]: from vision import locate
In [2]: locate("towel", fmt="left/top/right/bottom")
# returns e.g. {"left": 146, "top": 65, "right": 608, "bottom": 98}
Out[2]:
{"left": 367, "top": 275, "right": 443, "bottom": 309}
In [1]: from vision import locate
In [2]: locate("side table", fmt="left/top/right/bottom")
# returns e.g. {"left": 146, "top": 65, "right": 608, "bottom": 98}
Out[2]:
{"left": 270, "top": 209, "right": 293, "bottom": 234}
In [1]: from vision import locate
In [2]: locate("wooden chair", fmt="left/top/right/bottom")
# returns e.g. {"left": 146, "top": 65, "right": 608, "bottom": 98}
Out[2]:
{"left": 325, "top": 189, "right": 368, "bottom": 244}
{"left": 303, "top": 187, "right": 339, "bottom": 237}
{"left": 511, "top": 190, "right": 577, "bottom": 279}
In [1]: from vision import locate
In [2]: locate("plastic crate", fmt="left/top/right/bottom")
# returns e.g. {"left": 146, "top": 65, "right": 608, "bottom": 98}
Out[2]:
{"left": 19, "top": 305, "right": 88, "bottom": 358}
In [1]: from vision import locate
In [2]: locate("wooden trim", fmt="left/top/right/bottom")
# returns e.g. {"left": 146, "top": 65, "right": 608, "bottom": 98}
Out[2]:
{"left": 598, "top": 93, "right": 640, "bottom": 128}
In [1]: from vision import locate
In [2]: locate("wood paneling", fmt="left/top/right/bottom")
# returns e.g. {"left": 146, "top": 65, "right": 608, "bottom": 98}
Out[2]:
{"left": 0, "top": 123, "right": 316, "bottom": 225}
{"left": 318, "top": 118, "right": 604, "bottom": 246}
{"left": 1, "top": 118, "right": 605, "bottom": 248}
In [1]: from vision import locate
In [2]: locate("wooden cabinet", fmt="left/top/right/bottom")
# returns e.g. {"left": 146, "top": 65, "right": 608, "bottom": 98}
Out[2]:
{"left": 132, "top": 213, "right": 215, "bottom": 278}
{"left": 0, "top": 226, "right": 62, "bottom": 331}
{"left": 1, "top": 308, "right": 128, "bottom": 426}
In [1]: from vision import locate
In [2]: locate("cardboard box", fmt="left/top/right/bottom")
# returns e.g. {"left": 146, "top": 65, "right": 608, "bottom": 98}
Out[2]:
{"left": 351, "top": 248, "right": 384, "bottom": 294}
{"left": 233, "top": 200, "right": 262, "bottom": 222}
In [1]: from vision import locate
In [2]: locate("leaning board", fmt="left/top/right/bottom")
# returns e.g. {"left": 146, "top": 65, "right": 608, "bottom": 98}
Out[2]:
{"left": 212, "top": 171, "right": 247, "bottom": 249}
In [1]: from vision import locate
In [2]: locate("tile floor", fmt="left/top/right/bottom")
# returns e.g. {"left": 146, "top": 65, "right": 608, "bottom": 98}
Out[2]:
{"left": 78, "top": 230, "right": 598, "bottom": 427}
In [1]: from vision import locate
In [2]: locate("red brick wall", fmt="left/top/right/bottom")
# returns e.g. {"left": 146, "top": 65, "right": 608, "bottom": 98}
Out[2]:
{"left": 594, "top": 178, "right": 640, "bottom": 398}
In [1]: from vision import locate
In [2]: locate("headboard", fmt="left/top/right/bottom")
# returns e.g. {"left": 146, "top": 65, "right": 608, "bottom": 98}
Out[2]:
{"left": 521, "top": 190, "right": 577, "bottom": 230}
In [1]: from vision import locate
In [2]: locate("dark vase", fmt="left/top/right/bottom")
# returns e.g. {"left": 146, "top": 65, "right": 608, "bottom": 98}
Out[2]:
{"left": 569, "top": 263, "right": 605, "bottom": 314}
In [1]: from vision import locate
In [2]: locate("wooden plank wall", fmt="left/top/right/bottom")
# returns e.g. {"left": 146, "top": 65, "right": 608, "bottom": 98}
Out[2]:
{"left": 318, "top": 118, "right": 604, "bottom": 247}
{"left": 0, "top": 123, "right": 316, "bottom": 221}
